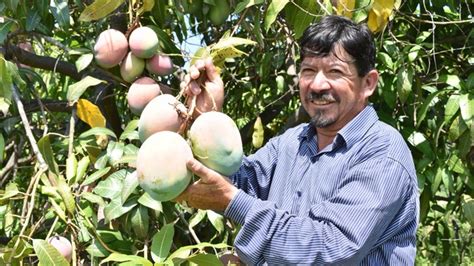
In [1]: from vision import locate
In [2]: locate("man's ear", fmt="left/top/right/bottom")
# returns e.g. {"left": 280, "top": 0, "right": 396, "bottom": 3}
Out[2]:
{"left": 363, "top": 69, "right": 379, "bottom": 98}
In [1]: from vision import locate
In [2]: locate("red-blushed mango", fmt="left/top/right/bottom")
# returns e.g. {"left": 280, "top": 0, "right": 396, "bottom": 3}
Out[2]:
{"left": 138, "top": 94, "right": 187, "bottom": 142}
{"left": 94, "top": 29, "right": 128, "bottom": 68}
{"left": 129, "top": 26, "right": 159, "bottom": 59}
{"left": 120, "top": 51, "right": 145, "bottom": 83}
{"left": 146, "top": 54, "right": 174, "bottom": 76}
{"left": 48, "top": 236, "right": 72, "bottom": 262}
{"left": 136, "top": 131, "right": 193, "bottom": 202}
{"left": 127, "top": 77, "right": 161, "bottom": 115}
{"left": 188, "top": 111, "right": 243, "bottom": 176}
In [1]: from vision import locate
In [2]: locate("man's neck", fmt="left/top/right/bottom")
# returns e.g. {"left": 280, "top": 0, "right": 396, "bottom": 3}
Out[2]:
{"left": 316, "top": 128, "right": 338, "bottom": 151}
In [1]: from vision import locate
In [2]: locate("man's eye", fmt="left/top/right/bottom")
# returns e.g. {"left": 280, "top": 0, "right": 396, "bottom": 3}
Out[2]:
{"left": 329, "top": 69, "right": 342, "bottom": 74}
{"left": 300, "top": 70, "right": 315, "bottom": 76}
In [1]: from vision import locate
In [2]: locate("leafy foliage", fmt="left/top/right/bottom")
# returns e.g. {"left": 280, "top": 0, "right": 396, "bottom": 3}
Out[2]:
{"left": 0, "top": 0, "right": 472, "bottom": 265}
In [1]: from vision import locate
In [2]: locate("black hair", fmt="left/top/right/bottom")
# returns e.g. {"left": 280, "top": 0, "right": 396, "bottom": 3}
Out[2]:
{"left": 299, "top": 15, "right": 376, "bottom": 76}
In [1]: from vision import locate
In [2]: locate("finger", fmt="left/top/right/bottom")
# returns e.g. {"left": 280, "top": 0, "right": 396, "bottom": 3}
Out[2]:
{"left": 186, "top": 158, "right": 219, "bottom": 183}
{"left": 188, "top": 81, "right": 201, "bottom": 95}
{"left": 190, "top": 60, "right": 205, "bottom": 79}
{"left": 204, "top": 57, "right": 221, "bottom": 82}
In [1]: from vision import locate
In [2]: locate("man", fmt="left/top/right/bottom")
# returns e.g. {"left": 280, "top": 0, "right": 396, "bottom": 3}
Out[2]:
{"left": 178, "top": 15, "right": 419, "bottom": 265}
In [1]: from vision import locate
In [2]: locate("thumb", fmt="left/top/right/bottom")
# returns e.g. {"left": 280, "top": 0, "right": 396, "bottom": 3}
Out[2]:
{"left": 186, "top": 158, "right": 219, "bottom": 183}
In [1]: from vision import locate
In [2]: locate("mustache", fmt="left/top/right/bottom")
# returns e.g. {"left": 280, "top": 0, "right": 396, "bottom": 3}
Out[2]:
{"left": 306, "top": 92, "right": 337, "bottom": 102}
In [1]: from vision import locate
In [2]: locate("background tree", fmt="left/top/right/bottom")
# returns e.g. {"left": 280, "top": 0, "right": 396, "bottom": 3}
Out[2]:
{"left": 0, "top": 0, "right": 472, "bottom": 264}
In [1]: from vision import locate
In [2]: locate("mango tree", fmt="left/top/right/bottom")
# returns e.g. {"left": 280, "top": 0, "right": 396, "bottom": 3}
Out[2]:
{"left": 0, "top": 0, "right": 472, "bottom": 264}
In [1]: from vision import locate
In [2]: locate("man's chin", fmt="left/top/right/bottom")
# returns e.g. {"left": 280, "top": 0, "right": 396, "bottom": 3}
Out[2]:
{"left": 310, "top": 114, "right": 335, "bottom": 128}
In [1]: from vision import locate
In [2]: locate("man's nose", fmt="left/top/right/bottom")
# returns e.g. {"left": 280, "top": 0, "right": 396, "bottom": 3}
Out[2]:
{"left": 309, "top": 71, "right": 331, "bottom": 92}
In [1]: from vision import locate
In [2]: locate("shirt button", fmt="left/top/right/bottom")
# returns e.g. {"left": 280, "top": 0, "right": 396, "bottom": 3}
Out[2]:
{"left": 296, "top": 191, "right": 302, "bottom": 197}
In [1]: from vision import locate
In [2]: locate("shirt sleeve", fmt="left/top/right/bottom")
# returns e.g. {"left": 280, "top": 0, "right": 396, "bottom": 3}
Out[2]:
{"left": 224, "top": 157, "right": 416, "bottom": 265}
{"left": 229, "top": 136, "right": 279, "bottom": 200}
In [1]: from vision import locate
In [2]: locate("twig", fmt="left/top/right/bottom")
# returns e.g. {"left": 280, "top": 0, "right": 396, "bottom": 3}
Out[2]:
{"left": 11, "top": 167, "right": 47, "bottom": 262}
{"left": 231, "top": 9, "right": 248, "bottom": 36}
{"left": 11, "top": 84, "right": 48, "bottom": 170}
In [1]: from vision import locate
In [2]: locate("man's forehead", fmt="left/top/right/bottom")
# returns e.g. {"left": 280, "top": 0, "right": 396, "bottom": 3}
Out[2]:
{"left": 302, "top": 43, "right": 354, "bottom": 65}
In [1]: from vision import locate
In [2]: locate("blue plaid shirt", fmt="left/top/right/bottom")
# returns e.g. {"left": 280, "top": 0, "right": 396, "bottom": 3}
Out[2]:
{"left": 224, "top": 105, "right": 419, "bottom": 265}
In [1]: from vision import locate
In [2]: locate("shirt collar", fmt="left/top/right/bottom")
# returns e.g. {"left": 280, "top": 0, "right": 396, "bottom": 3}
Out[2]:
{"left": 337, "top": 104, "right": 379, "bottom": 149}
{"left": 298, "top": 104, "right": 379, "bottom": 149}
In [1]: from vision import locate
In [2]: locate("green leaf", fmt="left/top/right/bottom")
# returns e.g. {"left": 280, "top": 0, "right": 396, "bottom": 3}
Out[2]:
{"left": 67, "top": 76, "right": 105, "bottom": 104}
{"left": 396, "top": 66, "right": 413, "bottom": 104}
{"left": 85, "top": 241, "right": 110, "bottom": 258}
{"left": 26, "top": 10, "right": 41, "bottom": 31}
{"left": 82, "top": 166, "right": 110, "bottom": 186}
{"left": 81, "top": 191, "right": 106, "bottom": 206}
{"left": 6, "top": 0, "right": 20, "bottom": 12}
{"left": 416, "top": 88, "right": 450, "bottom": 128}
{"left": 130, "top": 205, "right": 149, "bottom": 240}
{"left": 212, "top": 36, "right": 257, "bottom": 50}
{"left": 101, "top": 253, "right": 153, "bottom": 266}
{"left": 93, "top": 169, "right": 127, "bottom": 199}
{"left": 78, "top": 126, "right": 116, "bottom": 139}
{"left": 432, "top": 167, "right": 445, "bottom": 194}
{"left": 408, "top": 45, "right": 421, "bottom": 62}
{"left": 0, "top": 54, "right": 13, "bottom": 115}
{"left": 448, "top": 115, "right": 467, "bottom": 141}
{"left": 459, "top": 93, "right": 473, "bottom": 128}
{"left": 447, "top": 153, "right": 466, "bottom": 175}
{"left": 378, "top": 52, "right": 394, "bottom": 70}
{"left": 75, "top": 53, "right": 94, "bottom": 73}
{"left": 107, "top": 140, "right": 124, "bottom": 166}
{"left": 440, "top": 74, "right": 461, "bottom": 89}
{"left": 407, "top": 131, "right": 433, "bottom": 159}
{"left": 37, "top": 135, "right": 59, "bottom": 175}
{"left": 151, "top": 223, "right": 175, "bottom": 263}
{"left": 79, "top": 0, "right": 125, "bottom": 22}
{"left": 120, "top": 119, "right": 139, "bottom": 141}
{"left": 138, "top": 193, "right": 163, "bottom": 211}
{"left": 444, "top": 94, "right": 460, "bottom": 124}
{"left": 0, "top": 20, "right": 14, "bottom": 45}
{"left": 463, "top": 199, "right": 474, "bottom": 227}
{"left": 189, "top": 209, "right": 207, "bottom": 228}
{"left": 1, "top": 182, "right": 20, "bottom": 201}
{"left": 65, "top": 154, "right": 77, "bottom": 182}
{"left": 235, "top": 0, "right": 264, "bottom": 13}
{"left": 207, "top": 210, "right": 224, "bottom": 234}
{"left": 75, "top": 155, "right": 90, "bottom": 183}
{"left": 104, "top": 196, "right": 137, "bottom": 222}
{"left": 284, "top": 0, "right": 318, "bottom": 39}
{"left": 122, "top": 171, "right": 139, "bottom": 203}
{"left": 56, "top": 175, "right": 76, "bottom": 215}
{"left": 187, "top": 253, "right": 222, "bottom": 266}
{"left": 167, "top": 242, "right": 230, "bottom": 262}
{"left": 49, "top": 0, "right": 70, "bottom": 30}
{"left": 137, "top": 0, "right": 155, "bottom": 14}
{"left": 264, "top": 0, "right": 290, "bottom": 32}
{"left": 32, "top": 239, "right": 69, "bottom": 266}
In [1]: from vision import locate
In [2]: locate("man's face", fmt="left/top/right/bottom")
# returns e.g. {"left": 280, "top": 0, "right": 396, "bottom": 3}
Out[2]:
{"left": 298, "top": 45, "right": 375, "bottom": 131}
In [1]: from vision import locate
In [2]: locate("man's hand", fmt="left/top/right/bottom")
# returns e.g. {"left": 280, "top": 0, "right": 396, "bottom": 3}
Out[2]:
{"left": 175, "top": 158, "right": 238, "bottom": 212}
{"left": 180, "top": 58, "right": 224, "bottom": 118}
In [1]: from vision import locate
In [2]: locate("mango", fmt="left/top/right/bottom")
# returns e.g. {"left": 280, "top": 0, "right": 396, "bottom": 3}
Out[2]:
{"left": 136, "top": 131, "right": 193, "bottom": 202}
{"left": 138, "top": 94, "right": 187, "bottom": 142}
{"left": 129, "top": 26, "right": 159, "bottom": 59}
{"left": 146, "top": 54, "right": 174, "bottom": 76}
{"left": 188, "top": 111, "right": 243, "bottom": 176}
{"left": 48, "top": 236, "right": 72, "bottom": 262}
{"left": 127, "top": 77, "right": 161, "bottom": 115}
{"left": 120, "top": 51, "right": 145, "bottom": 83}
{"left": 94, "top": 29, "right": 128, "bottom": 69}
